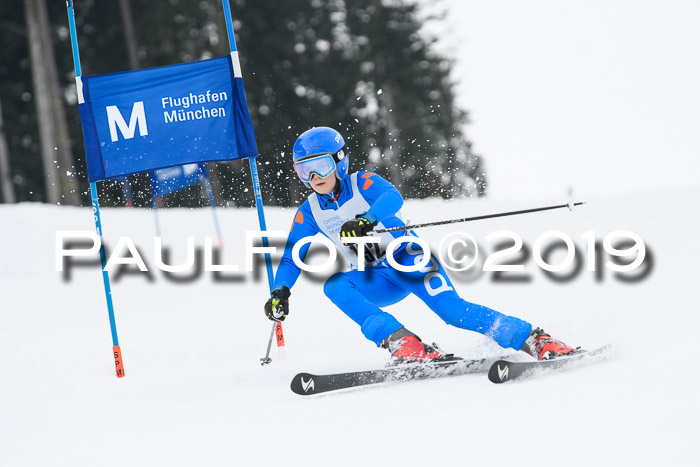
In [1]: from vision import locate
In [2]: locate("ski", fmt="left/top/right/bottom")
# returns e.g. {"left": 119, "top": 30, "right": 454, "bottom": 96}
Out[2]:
{"left": 291, "top": 356, "right": 498, "bottom": 396}
{"left": 487, "top": 345, "right": 612, "bottom": 384}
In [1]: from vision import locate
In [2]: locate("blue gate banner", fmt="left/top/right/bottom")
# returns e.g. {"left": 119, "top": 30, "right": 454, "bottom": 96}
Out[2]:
{"left": 151, "top": 163, "right": 207, "bottom": 197}
{"left": 78, "top": 55, "right": 258, "bottom": 182}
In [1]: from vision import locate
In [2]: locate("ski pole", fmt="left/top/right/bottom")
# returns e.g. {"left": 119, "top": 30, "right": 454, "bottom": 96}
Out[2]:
{"left": 260, "top": 323, "right": 276, "bottom": 366}
{"left": 373, "top": 201, "right": 585, "bottom": 234}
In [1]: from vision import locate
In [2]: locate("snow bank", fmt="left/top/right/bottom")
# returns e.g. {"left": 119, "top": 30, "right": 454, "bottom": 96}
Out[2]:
{"left": 1, "top": 186, "right": 698, "bottom": 466}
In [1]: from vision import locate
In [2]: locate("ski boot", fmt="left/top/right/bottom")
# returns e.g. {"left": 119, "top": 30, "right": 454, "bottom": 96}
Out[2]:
{"left": 522, "top": 327, "right": 578, "bottom": 360}
{"left": 381, "top": 328, "right": 459, "bottom": 365}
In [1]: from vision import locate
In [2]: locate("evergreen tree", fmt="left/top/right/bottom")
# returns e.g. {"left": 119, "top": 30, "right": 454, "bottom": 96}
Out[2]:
{"left": 0, "top": 1, "right": 48, "bottom": 202}
{"left": 0, "top": 97, "right": 15, "bottom": 203}
{"left": 0, "top": 0, "right": 485, "bottom": 206}
{"left": 344, "top": 0, "right": 485, "bottom": 198}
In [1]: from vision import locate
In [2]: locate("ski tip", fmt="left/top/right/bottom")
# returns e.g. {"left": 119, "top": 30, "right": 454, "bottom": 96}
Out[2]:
{"left": 487, "top": 344, "right": 613, "bottom": 384}
{"left": 487, "top": 360, "right": 513, "bottom": 384}
{"left": 290, "top": 373, "right": 319, "bottom": 396}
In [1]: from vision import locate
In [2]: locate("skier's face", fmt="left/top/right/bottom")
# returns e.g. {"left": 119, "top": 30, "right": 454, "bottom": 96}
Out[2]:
{"left": 309, "top": 172, "right": 337, "bottom": 195}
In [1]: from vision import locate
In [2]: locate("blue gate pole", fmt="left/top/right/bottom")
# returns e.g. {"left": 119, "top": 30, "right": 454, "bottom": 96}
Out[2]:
{"left": 123, "top": 176, "right": 133, "bottom": 207}
{"left": 201, "top": 167, "right": 225, "bottom": 250}
{"left": 152, "top": 192, "right": 162, "bottom": 238}
{"left": 221, "top": 1, "right": 274, "bottom": 291}
{"left": 221, "top": 0, "right": 284, "bottom": 362}
{"left": 66, "top": 0, "right": 125, "bottom": 377}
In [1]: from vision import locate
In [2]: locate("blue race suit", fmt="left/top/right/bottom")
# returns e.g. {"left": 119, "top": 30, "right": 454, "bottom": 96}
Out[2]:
{"left": 273, "top": 171, "right": 532, "bottom": 350}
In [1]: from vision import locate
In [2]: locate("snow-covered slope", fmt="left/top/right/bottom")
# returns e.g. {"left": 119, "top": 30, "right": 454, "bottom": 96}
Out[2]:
{"left": 1, "top": 187, "right": 698, "bottom": 466}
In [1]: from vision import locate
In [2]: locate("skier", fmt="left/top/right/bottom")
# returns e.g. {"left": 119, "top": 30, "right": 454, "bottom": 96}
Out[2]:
{"left": 265, "top": 126, "right": 575, "bottom": 364}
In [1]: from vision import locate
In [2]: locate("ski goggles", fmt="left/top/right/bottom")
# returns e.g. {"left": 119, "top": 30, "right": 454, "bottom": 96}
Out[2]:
{"left": 293, "top": 154, "right": 337, "bottom": 183}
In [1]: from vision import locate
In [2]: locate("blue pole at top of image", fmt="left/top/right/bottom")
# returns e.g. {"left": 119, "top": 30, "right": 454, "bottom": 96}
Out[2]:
{"left": 221, "top": 0, "right": 274, "bottom": 292}
{"left": 66, "top": 1, "right": 82, "bottom": 77}
{"left": 221, "top": 0, "right": 238, "bottom": 52}
{"left": 220, "top": 0, "right": 282, "bottom": 364}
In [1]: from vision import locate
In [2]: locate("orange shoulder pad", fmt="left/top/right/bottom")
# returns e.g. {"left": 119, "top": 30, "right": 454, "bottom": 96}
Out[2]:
{"left": 290, "top": 210, "right": 304, "bottom": 231}
{"left": 360, "top": 172, "right": 376, "bottom": 190}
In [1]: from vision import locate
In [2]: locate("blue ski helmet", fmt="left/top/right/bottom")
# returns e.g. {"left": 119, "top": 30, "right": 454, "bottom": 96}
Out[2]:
{"left": 292, "top": 127, "right": 348, "bottom": 187}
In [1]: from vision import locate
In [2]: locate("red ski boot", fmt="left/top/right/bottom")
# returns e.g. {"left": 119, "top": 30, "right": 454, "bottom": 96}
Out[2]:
{"left": 381, "top": 328, "right": 455, "bottom": 365}
{"left": 522, "top": 327, "right": 577, "bottom": 360}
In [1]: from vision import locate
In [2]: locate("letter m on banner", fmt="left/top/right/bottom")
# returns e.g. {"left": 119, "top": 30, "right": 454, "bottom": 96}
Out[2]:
{"left": 106, "top": 102, "right": 148, "bottom": 142}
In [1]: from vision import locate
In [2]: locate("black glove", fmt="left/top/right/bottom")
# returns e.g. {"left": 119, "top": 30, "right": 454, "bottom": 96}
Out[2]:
{"left": 264, "top": 286, "right": 291, "bottom": 322}
{"left": 340, "top": 214, "right": 377, "bottom": 238}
